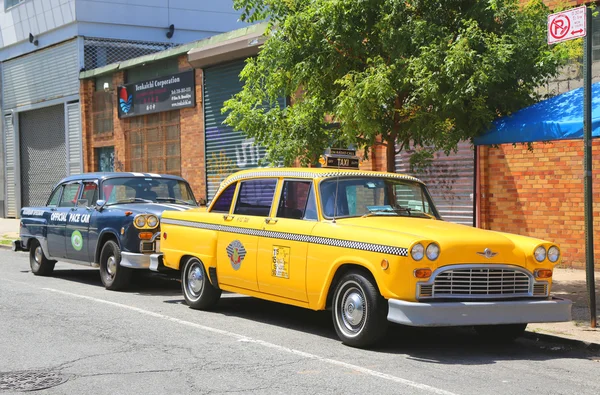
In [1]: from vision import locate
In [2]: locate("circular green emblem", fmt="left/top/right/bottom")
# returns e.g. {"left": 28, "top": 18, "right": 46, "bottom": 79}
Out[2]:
{"left": 71, "top": 230, "right": 83, "bottom": 251}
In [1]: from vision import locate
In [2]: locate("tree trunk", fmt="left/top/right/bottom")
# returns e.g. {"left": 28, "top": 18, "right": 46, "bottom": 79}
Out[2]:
{"left": 385, "top": 136, "right": 396, "bottom": 173}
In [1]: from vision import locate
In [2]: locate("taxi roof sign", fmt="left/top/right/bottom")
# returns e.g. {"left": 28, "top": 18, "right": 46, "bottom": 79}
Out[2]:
{"left": 321, "top": 148, "right": 360, "bottom": 169}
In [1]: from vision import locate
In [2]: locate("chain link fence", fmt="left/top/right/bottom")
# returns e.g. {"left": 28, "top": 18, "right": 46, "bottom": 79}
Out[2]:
{"left": 83, "top": 38, "right": 178, "bottom": 71}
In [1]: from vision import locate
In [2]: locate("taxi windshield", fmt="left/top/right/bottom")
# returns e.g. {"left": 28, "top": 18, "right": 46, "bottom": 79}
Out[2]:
{"left": 102, "top": 177, "right": 197, "bottom": 206}
{"left": 319, "top": 177, "right": 439, "bottom": 219}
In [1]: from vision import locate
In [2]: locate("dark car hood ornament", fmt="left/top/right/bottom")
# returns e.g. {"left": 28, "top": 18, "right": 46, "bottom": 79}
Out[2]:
{"left": 477, "top": 248, "right": 498, "bottom": 258}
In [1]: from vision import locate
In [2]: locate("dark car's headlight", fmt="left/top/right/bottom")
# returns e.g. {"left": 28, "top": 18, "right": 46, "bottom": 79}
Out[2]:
{"left": 133, "top": 214, "right": 159, "bottom": 229}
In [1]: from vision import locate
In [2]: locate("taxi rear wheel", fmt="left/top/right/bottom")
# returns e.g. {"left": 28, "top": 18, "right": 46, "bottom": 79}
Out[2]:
{"left": 99, "top": 240, "right": 132, "bottom": 291}
{"left": 29, "top": 240, "right": 56, "bottom": 276}
{"left": 332, "top": 271, "right": 388, "bottom": 348}
{"left": 182, "top": 257, "right": 221, "bottom": 310}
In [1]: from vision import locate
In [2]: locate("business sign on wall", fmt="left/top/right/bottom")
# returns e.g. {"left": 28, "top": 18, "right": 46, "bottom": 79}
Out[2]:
{"left": 117, "top": 70, "right": 195, "bottom": 118}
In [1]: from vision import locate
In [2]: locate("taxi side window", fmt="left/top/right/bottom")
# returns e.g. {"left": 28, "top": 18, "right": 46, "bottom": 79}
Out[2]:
{"left": 79, "top": 182, "right": 98, "bottom": 207}
{"left": 59, "top": 183, "right": 81, "bottom": 208}
{"left": 233, "top": 179, "right": 277, "bottom": 217}
{"left": 210, "top": 183, "right": 237, "bottom": 213}
{"left": 47, "top": 186, "right": 63, "bottom": 207}
{"left": 277, "top": 181, "right": 312, "bottom": 220}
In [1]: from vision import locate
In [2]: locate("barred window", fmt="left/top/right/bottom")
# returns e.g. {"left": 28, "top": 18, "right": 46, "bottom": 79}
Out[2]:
{"left": 92, "top": 91, "right": 114, "bottom": 135}
{"left": 125, "top": 111, "right": 181, "bottom": 175}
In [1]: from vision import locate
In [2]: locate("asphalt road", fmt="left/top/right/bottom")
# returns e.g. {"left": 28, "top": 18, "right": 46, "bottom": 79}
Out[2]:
{"left": 0, "top": 249, "right": 599, "bottom": 395}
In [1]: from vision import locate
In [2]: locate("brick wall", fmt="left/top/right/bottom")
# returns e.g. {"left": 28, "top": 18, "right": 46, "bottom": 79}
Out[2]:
{"left": 81, "top": 54, "right": 207, "bottom": 203}
{"left": 479, "top": 140, "right": 600, "bottom": 268}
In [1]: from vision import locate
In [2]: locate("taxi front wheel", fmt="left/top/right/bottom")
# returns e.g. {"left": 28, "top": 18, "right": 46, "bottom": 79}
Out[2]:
{"left": 29, "top": 240, "right": 56, "bottom": 276}
{"left": 332, "top": 271, "right": 388, "bottom": 348}
{"left": 182, "top": 257, "right": 221, "bottom": 310}
{"left": 99, "top": 240, "right": 132, "bottom": 291}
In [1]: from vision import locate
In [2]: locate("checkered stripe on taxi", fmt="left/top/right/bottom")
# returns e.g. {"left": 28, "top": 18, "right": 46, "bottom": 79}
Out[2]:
{"left": 161, "top": 218, "right": 408, "bottom": 257}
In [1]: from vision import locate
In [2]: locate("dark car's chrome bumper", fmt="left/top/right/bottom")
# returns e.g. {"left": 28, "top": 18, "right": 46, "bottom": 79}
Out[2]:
{"left": 120, "top": 252, "right": 152, "bottom": 269}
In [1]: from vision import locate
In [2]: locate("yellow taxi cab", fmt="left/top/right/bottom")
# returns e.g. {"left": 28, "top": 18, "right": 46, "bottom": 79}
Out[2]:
{"left": 153, "top": 150, "right": 571, "bottom": 348}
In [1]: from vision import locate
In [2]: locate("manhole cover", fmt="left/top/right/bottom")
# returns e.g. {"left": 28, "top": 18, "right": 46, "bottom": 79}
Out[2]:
{"left": 0, "top": 370, "right": 68, "bottom": 392}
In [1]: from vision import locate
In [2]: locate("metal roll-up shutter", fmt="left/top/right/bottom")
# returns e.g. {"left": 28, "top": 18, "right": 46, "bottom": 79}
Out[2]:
{"left": 204, "top": 60, "right": 286, "bottom": 201}
{"left": 395, "top": 141, "right": 474, "bottom": 226}
{"left": 2, "top": 40, "right": 79, "bottom": 109}
{"left": 4, "top": 114, "right": 17, "bottom": 217}
{"left": 19, "top": 105, "right": 66, "bottom": 208}
{"left": 66, "top": 102, "right": 82, "bottom": 175}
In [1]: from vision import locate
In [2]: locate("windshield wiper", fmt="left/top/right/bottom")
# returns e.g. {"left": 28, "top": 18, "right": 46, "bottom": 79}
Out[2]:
{"left": 155, "top": 197, "right": 193, "bottom": 205}
{"left": 362, "top": 207, "right": 410, "bottom": 217}
{"left": 106, "top": 198, "right": 153, "bottom": 206}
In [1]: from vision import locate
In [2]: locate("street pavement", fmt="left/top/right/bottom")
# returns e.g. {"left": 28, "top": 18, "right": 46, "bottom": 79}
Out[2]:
{"left": 1, "top": 249, "right": 599, "bottom": 395}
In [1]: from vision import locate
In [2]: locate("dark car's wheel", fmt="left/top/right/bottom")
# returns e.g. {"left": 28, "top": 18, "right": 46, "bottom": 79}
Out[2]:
{"left": 332, "top": 271, "right": 388, "bottom": 348}
{"left": 474, "top": 323, "right": 527, "bottom": 343}
{"left": 99, "top": 240, "right": 132, "bottom": 291}
{"left": 182, "top": 257, "right": 221, "bottom": 310}
{"left": 29, "top": 240, "right": 56, "bottom": 276}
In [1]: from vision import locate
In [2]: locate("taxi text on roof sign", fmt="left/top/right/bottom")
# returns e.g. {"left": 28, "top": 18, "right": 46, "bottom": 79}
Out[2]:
{"left": 320, "top": 148, "right": 360, "bottom": 169}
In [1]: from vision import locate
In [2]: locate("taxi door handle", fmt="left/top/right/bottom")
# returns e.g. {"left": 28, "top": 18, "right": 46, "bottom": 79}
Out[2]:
{"left": 265, "top": 218, "right": 278, "bottom": 224}
{"left": 223, "top": 215, "right": 234, "bottom": 221}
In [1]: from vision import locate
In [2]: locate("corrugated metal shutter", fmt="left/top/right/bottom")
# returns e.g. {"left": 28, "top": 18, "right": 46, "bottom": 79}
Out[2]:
{"left": 395, "top": 141, "right": 474, "bottom": 226}
{"left": 66, "top": 102, "right": 82, "bottom": 175}
{"left": 2, "top": 40, "right": 79, "bottom": 109}
{"left": 19, "top": 105, "right": 66, "bottom": 208}
{"left": 4, "top": 114, "right": 17, "bottom": 217}
{"left": 203, "top": 60, "right": 266, "bottom": 201}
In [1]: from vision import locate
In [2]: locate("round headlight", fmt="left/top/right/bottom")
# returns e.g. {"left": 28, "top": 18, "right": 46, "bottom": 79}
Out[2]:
{"left": 134, "top": 215, "right": 147, "bottom": 228}
{"left": 534, "top": 246, "right": 546, "bottom": 262}
{"left": 426, "top": 243, "right": 440, "bottom": 261}
{"left": 548, "top": 246, "right": 560, "bottom": 263}
{"left": 411, "top": 243, "right": 424, "bottom": 261}
{"left": 146, "top": 215, "right": 159, "bottom": 228}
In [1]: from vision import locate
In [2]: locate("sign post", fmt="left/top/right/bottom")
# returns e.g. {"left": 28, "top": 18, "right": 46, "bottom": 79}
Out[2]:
{"left": 549, "top": 5, "right": 596, "bottom": 328}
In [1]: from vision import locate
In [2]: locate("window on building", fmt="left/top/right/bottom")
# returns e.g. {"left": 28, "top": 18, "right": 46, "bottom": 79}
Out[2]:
{"left": 5, "top": 0, "right": 25, "bottom": 10}
{"left": 125, "top": 111, "right": 181, "bottom": 175}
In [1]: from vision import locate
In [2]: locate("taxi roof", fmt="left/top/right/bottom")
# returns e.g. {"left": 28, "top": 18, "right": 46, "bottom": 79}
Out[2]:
{"left": 220, "top": 167, "right": 424, "bottom": 187}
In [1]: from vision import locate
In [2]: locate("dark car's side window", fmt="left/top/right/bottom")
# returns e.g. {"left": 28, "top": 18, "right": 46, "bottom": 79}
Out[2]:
{"left": 59, "top": 183, "right": 82, "bottom": 208}
{"left": 233, "top": 179, "right": 277, "bottom": 217}
{"left": 80, "top": 182, "right": 98, "bottom": 206}
{"left": 47, "top": 186, "right": 63, "bottom": 207}
{"left": 277, "top": 181, "right": 312, "bottom": 220}
{"left": 210, "top": 183, "right": 237, "bottom": 213}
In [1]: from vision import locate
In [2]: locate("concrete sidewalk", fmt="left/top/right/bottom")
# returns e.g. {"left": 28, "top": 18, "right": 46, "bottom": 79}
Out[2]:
{"left": 1, "top": 216, "right": 598, "bottom": 345}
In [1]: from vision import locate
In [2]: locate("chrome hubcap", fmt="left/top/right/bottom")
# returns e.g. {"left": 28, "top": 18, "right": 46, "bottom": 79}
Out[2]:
{"left": 187, "top": 262, "right": 204, "bottom": 298}
{"left": 106, "top": 256, "right": 117, "bottom": 278}
{"left": 337, "top": 283, "right": 367, "bottom": 336}
{"left": 32, "top": 246, "right": 43, "bottom": 269}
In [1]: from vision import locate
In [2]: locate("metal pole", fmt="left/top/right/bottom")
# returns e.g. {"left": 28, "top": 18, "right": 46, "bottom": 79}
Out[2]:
{"left": 583, "top": 6, "right": 597, "bottom": 328}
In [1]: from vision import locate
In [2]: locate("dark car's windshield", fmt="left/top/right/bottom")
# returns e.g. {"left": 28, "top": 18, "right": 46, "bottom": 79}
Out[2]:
{"left": 102, "top": 177, "right": 197, "bottom": 206}
{"left": 319, "top": 177, "right": 439, "bottom": 219}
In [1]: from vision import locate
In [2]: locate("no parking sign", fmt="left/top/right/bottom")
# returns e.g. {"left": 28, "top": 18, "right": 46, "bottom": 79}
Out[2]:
{"left": 548, "top": 6, "right": 586, "bottom": 45}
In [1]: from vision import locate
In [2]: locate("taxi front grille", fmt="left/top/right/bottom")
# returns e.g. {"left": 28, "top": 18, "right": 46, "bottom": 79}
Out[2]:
{"left": 417, "top": 265, "right": 548, "bottom": 300}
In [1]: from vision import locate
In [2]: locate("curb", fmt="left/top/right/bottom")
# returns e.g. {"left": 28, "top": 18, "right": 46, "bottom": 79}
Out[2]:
{"left": 524, "top": 330, "right": 600, "bottom": 352}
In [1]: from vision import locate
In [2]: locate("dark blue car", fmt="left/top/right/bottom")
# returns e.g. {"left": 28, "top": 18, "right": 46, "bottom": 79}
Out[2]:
{"left": 14, "top": 172, "right": 197, "bottom": 290}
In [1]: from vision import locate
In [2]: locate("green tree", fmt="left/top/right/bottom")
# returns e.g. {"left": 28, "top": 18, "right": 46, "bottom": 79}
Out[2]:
{"left": 224, "top": 0, "right": 570, "bottom": 171}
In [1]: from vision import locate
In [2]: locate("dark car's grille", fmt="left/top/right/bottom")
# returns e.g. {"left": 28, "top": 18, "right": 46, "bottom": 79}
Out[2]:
{"left": 417, "top": 266, "right": 548, "bottom": 300}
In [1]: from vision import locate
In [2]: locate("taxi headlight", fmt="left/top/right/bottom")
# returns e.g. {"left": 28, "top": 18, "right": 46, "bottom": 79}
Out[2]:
{"left": 426, "top": 243, "right": 440, "bottom": 261}
{"left": 534, "top": 246, "right": 547, "bottom": 262}
{"left": 146, "top": 215, "right": 159, "bottom": 228}
{"left": 411, "top": 243, "right": 424, "bottom": 261}
{"left": 134, "top": 215, "right": 147, "bottom": 229}
{"left": 548, "top": 246, "right": 560, "bottom": 263}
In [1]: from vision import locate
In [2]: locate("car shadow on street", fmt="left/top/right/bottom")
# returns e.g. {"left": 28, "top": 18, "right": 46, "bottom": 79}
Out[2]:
{"left": 169, "top": 294, "right": 600, "bottom": 364}
{"left": 45, "top": 268, "right": 181, "bottom": 296}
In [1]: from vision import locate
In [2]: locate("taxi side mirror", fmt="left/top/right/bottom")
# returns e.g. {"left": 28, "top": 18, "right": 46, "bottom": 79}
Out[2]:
{"left": 95, "top": 199, "right": 106, "bottom": 211}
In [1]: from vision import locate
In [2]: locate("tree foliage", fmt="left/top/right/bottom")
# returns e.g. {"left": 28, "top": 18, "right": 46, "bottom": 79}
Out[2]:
{"left": 224, "top": 0, "right": 571, "bottom": 170}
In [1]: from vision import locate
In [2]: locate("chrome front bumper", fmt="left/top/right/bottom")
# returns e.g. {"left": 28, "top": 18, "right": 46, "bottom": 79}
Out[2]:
{"left": 387, "top": 297, "right": 572, "bottom": 327}
{"left": 120, "top": 252, "right": 152, "bottom": 269}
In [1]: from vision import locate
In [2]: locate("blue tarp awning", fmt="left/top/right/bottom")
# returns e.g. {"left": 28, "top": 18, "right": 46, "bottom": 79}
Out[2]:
{"left": 474, "top": 82, "right": 600, "bottom": 146}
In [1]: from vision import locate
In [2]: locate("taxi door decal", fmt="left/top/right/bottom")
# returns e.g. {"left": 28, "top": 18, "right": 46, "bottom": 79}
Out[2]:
{"left": 226, "top": 240, "right": 247, "bottom": 271}
{"left": 271, "top": 245, "right": 290, "bottom": 279}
